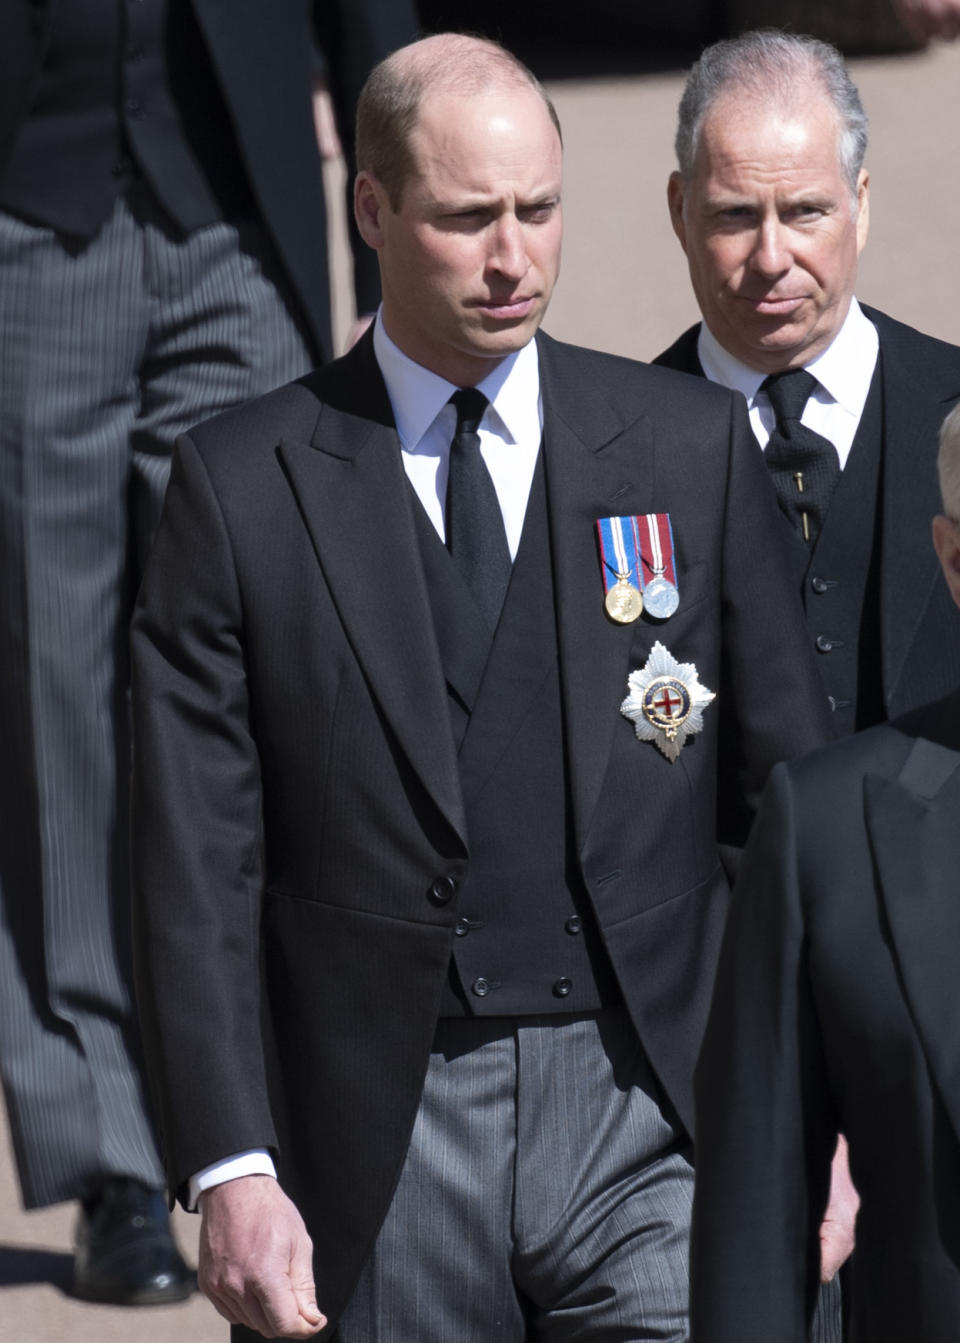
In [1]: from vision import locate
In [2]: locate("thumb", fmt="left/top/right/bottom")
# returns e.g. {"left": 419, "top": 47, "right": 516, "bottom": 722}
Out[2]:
{"left": 290, "top": 1235, "right": 325, "bottom": 1328}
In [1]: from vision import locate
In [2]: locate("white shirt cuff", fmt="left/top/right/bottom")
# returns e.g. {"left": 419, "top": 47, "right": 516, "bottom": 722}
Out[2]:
{"left": 187, "top": 1149, "right": 277, "bottom": 1211}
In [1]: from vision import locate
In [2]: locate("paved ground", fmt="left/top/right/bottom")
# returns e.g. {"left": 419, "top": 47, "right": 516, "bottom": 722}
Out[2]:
{"left": 2, "top": 37, "right": 958, "bottom": 1343}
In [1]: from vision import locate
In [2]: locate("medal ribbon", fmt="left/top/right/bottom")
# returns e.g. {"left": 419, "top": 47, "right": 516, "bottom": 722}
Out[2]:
{"left": 596, "top": 516, "right": 642, "bottom": 594}
{"left": 634, "top": 513, "right": 678, "bottom": 586}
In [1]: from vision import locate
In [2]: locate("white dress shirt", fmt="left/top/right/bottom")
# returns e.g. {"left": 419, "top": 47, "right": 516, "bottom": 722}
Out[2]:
{"left": 697, "top": 298, "right": 880, "bottom": 470}
{"left": 189, "top": 313, "right": 544, "bottom": 1209}
{"left": 374, "top": 311, "right": 543, "bottom": 558}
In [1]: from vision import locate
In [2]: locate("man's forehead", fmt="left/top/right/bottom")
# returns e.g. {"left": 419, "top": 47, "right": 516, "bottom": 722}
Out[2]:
{"left": 414, "top": 83, "right": 556, "bottom": 139}
{"left": 405, "top": 86, "right": 563, "bottom": 187}
{"left": 696, "top": 87, "right": 844, "bottom": 172}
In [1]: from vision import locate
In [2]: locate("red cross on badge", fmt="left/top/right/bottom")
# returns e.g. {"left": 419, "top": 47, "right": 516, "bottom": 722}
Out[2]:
{"left": 642, "top": 677, "right": 691, "bottom": 735}
{"left": 621, "top": 641, "right": 715, "bottom": 762}
{"left": 653, "top": 686, "right": 684, "bottom": 719}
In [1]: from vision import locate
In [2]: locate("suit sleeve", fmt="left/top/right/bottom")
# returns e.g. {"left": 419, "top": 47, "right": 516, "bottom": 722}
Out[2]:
{"left": 691, "top": 763, "right": 836, "bottom": 1343}
{"left": 312, "top": 0, "right": 420, "bottom": 317}
{"left": 130, "top": 436, "right": 276, "bottom": 1204}
{"left": 717, "top": 393, "right": 831, "bottom": 849}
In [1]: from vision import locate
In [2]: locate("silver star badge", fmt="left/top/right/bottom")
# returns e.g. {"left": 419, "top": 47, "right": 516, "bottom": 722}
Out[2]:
{"left": 620, "top": 640, "right": 715, "bottom": 762}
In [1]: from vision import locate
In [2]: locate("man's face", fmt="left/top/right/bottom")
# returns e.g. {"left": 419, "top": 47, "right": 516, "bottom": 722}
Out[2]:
{"left": 355, "top": 84, "right": 563, "bottom": 386}
{"left": 668, "top": 91, "right": 869, "bottom": 373}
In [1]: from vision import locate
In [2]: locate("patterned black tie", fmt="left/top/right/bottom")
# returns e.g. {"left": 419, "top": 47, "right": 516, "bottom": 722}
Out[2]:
{"left": 445, "top": 388, "right": 511, "bottom": 630}
{"left": 761, "top": 369, "right": 841, "bottom": 545}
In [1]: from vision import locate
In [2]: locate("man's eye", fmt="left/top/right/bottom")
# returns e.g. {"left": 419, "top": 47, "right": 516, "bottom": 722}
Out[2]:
{"left": 521, "top": 203, "right": 556, "bottom": 223}
{"left": 787, "top": 205, "right": 825, "bottom": 222}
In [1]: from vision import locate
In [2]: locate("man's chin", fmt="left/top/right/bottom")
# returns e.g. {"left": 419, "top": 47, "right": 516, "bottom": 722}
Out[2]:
{"left": 728, "top": 314, "right": 815, "bottom": 370}
{"left": 468, "top": 316, "right": 542, "bottom": 356}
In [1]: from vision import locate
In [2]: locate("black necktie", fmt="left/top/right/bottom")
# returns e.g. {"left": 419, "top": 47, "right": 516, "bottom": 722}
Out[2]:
{"left": 761, "top": 369, "right": 841, "bottom": 545}
{"left": 445, "top": 387, "right": 511, "bottom": 630}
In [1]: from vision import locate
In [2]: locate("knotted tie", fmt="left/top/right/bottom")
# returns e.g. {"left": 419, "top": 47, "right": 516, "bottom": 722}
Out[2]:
{"left": 761, "top": 368, "right": 841, "bottom": 545}
{"left": 445, "top": 387, "right": 511, "bottom": 629}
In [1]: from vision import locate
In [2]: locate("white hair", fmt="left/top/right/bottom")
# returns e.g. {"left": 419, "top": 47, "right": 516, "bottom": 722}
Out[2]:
{"left": 938, "top": 403, "right": 960, "bottom": 519}
{"left": 675, "top": 30, "right": 868, "bottom": 197}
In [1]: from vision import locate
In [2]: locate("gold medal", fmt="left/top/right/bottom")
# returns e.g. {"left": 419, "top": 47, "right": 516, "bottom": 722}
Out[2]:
{"left": 604, "top": 573, "right": 643, "bottom": 624}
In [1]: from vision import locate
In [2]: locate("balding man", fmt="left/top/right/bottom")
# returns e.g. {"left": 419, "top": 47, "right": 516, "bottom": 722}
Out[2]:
{"left": 691, "top": 402, "right": 960, "bottom": 1343}
{"left": 131, "top": 34, "right": 827, "bottom": 1341}
{"left": 656, "top": 30, "right": 960, "bottom": 737}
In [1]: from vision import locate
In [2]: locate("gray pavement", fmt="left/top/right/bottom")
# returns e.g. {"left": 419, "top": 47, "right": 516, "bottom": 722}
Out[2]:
{"left": 2, "top": 37, "right": 959, "bottom": 1342}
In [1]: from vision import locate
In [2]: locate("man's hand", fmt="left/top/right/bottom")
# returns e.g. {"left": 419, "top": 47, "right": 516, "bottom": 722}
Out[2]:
{"left": 819, "top": 1134, "right": 859, "bottom": 1282}
{"left": 199, "top": 1175, "right": 326, "bottom": 1338}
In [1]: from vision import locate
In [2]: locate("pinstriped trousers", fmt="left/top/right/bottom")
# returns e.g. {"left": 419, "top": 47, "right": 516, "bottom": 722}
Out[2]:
{"left": 0, "top": 190, "right": 312, "bottom": 1208}
{"left": 335, "top": 1010, "right": 694, "bottom": 1342}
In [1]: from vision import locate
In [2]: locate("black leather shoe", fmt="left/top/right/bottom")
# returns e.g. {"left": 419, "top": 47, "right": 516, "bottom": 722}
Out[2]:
{"left": 73, "top": 1179, "right": 196, "bottom": 1306}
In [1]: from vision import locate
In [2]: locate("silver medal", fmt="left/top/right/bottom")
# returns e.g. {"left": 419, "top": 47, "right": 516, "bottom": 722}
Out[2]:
{"left": 643, "top": 574, "right": 680, "bottom": 619}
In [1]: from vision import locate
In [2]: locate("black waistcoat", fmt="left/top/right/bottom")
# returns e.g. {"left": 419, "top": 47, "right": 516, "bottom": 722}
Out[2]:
{"left": 0, "top": 0, "right": 250, "bottom": 236}
{"left": 786, "top": 361, "right": 885, "bottom": 736}
{"left": 412, "top": 454, "right": 621, "bottom": 1018}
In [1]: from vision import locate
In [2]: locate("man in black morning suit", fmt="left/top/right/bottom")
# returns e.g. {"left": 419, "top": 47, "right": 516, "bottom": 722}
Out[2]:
{"left": 655, "top": 30, "right": 960, "bottom": 735}
{"left": 0, "top": 0, "right": 415, "bottom": 1305}
{"left": 654, "top": 28, "right": 960, "bottom": 1320}
{"left": 690, "top": 400, "right": 960, "bottom": 1343}
{"left": 131, "top": 33, "right": 828, "bottom": 1341}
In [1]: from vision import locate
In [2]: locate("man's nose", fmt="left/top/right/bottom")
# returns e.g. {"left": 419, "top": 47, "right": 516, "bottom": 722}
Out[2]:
{"left": 749, "top": 217, "right": 791, "bottom": 277}
{"left": 487, "top": 215, "right": 529, "bottom": 280}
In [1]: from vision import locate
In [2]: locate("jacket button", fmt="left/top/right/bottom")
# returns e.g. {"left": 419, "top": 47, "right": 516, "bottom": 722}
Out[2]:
{"left": 472, "top": 977, "right": 490, "bottom": 997}
{"left": 428, "top": 875, "right": 457, "bottom": 906}
{"left": 810, "top": 576, "right": 831, "bottom": 594}
{"left": 815, "top": 634, "right": 834, "bottom": 653}
{"left": 564, "top": 916, "right": 582, "bottom": 935}
{"left": 553, "top": 977, "right": 573, "bottom": 998}
{"left": 455, "top": 917, "right": 471, "bottom": 937}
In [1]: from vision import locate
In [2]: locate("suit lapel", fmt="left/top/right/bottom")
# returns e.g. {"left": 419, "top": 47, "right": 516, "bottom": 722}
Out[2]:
{"left": 876, "top": 336, "right": 954, "bottom": 706}
{"left": 866, "top": 723, "right": 960, "bottom": 1143}
{"left": 537, "top": 335, "right": 655, "bottom": 854}
{"left": 278, "top": 341, "right": 466, "bottom": 846}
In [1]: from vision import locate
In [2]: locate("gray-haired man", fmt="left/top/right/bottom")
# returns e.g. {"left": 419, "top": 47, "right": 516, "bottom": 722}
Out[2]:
{"left": 656, "top": 30, "right": 960, "bottom": 738}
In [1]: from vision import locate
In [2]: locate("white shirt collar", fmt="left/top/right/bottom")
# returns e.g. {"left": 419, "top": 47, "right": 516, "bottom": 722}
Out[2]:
{"left": 697, "top": 298, "right": 878, "bottom": 413}
{"left": 372, "top": 310, "right": 541, "bottom": 448}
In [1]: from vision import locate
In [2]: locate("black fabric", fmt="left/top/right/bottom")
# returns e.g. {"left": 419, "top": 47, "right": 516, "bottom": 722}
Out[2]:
{"left": 0, "top": 0, "right": 249, "bottom": 236}
{"left": 416, "top": 455, "right": 621, "bottom": 1018}
{"left": 0, "top": 0, "right": 419, "bottom": 363}
{"left": 445, "top": 389, "right": 512, "bottom": 633}
{"left": 653, "top": 309, "right": 960, "bottom": 728}
{"left": 801, "top": 365, "right": 885, "bottom": 735}
{"left": 692, "top": 693, "right": 960, "bottom": 1343}
{"left": 761, "top": 368, "right": 841, "bottom": 545}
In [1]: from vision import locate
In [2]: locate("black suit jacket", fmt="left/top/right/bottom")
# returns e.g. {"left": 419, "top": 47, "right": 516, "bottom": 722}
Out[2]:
{"left": 0, "top": 0, "right": 416, "bottom": 361}
{"left": 691, "top": 691, "right": 960, "bottom": 1343}
{"left": 130, "top": 330, "right": 829, "bottom": 1329}
{"left": 654, "top": 306, "right": 960, "bottom": 722}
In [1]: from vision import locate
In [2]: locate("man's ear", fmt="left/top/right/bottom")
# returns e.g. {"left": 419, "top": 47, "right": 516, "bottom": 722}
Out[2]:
{"left": 932, "top": 514, "right": 960, "bottom": 611}
{"left": 667, "top": 172, "right": 688, "bottom": 253}
{"left": 855, "top": 168, "right": 870, "bottom": 255}
{"left": 354, "top": 172, "right": 388, "bottom": 249}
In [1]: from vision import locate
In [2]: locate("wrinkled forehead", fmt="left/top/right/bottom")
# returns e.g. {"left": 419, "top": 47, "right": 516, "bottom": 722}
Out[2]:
{"left": 697, "top": 87, "right": 847, "bottom": 181}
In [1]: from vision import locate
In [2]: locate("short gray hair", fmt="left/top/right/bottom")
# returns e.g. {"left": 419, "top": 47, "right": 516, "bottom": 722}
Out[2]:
{"left": 675, "top": 30, "right": 868, "bottom": 195}
{"left": 938, "top": 403, "right": 960, "bottom": 520}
